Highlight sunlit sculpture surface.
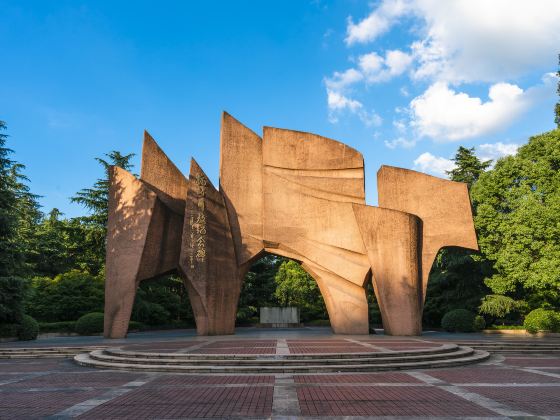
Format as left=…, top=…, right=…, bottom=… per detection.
left=104, top=113, right=478, bottom=338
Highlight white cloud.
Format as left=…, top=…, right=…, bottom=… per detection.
left=413, top=152, right=455, bottom=176
left=358, top=49, right=413, bottom=83
left=385, top=137, right=416, bottom=149
left=324, top=68, right=363, bottom=91
left=478, top=142, right=519, bottom=162
left=327, top=89, right=362, bottom=112
left=410, top=81, right=529, bottom=141
left=347, top=0, right=560, bottom=83
left=345, top=0, right=410, bottom=45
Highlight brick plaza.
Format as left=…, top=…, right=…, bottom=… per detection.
left=1, top=329, right=559, bottom=419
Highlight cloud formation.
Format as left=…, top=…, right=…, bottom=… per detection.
left=328, top=0, right=560, bottom=143
left=413, top=152, right=455, bottom=176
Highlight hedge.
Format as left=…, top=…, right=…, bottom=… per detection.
left=523, top=309, right=560, bottom=334
left=18, top=315, right=39, bottom=340
left=75, top=312, right=104, bottom=335
left=441, top=309, right=475, bottom=332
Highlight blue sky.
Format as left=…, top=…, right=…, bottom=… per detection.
left=1, top=0, right=558, bottom=218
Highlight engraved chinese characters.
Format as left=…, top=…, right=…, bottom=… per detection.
left=190, top=174, right=207, bottom=268
left=104, top=113, right=478, bottom=338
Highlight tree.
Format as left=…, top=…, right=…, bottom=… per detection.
left=274, top=260, right=327, bottom=322
left=237, top=255, right=284, bottom=323
left=471, top=129, right=560, bottom=311
left=0, top=121, right=41, bottom=277
left=446, top=146, right=492, bottom=188
left=70, top=151, right=134, bottom=275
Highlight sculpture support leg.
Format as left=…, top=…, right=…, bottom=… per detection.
left=303, top=262, right=369, bottom=335
left=353, top=204, right=422, bottom=336
left=104, top=279, right=138, bottom=339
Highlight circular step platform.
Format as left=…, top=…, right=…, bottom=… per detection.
left=74, top=342, right=489, bottom=374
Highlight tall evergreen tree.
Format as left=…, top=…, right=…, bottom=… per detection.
left=69, top=151, right=135, bottom=275
left=446, top=146, right=492, bottom=188
left=0, top=121, right=41, bottom=276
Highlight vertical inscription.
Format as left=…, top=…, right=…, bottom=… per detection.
left=189, top=174, right=207, bottom=268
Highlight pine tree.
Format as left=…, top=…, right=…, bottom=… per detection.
left=446, top=146, right=492, bottom=188
left=69, top=151, right=134, bottom=275
left=0, top=121, right=41, bottom=276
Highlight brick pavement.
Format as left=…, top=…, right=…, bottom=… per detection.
left=0, top=335, right=559, bottom=418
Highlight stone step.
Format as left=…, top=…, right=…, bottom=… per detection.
left=0, top=346, right=106, bottom=358
left=91, top=347, right=474, bottom=367
left=105, top=344, right=459, bottom=361
left=454, top=342, right=560, bottom=353
left=74, top=349, right=489, bottom=373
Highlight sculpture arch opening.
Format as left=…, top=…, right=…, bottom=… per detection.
left=103, top=112, right=479, bottom=339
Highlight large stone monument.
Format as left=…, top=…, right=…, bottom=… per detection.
left=104, top=113, right=478, bottom=338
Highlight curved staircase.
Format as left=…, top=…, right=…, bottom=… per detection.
left=74, top=344, right=489, bottom=374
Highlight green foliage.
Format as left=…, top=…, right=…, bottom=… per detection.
left=0, top=276, right=28, bottom=323
left=0, top=323, right=19, bottom=337
left=38, top=321, right=76, bottom=333
left=447, top=146, right=492, bottom=188
left=473, top=315, right=486, bottom=331
left=17, top=314, right=39, bottom=340
left=132, top=300, right=170, bottom=326
left=441, top=309, right=475, bottom=332
left=479, top=294, right=526, bottom=320
left=128, top=321, right=145, bottom=331
left=0, top=121, right=41, bottom=277
left=131, top=276, right=192, bottom=326
left=274, top=260, right=327, bottom=322
left=25, top=271, right=104, bottom=322
left=471, top=130, right=560, bottom=310
left=75, top=312, right=104, bottom=335
left=523, top=308, right=560, bottom=334
left=237, top=255, right=284, bottom=323
left=423, top=250, right=491, bottom=327
left=69, top=151, right=135, bottom=276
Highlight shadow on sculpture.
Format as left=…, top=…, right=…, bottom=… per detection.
left=104, top=113, right=478, bottom=338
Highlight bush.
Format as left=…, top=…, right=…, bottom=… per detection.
left=18, top=315, right=39, bottom=340
left=523, top=309, right=560, bottom=334
left=441, top=309, right=476, bottom=332
left=24, top=271, right=104, bottom=322
left=473, top=315, right=486, bottom=331
left=128, top=321, right=145, bottom=331
left=0, top=276, right=28, bottom=323
left=132, top=300, right=170, bottom=325
left=0, top=323, right=19, bottom=338
left=39, top=321, right=76, bottom=334
left=75, top=312, right=104, bottom=335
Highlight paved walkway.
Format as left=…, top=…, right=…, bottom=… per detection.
left=1, top=329, right=559, bottom=419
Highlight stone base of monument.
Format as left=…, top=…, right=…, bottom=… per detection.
left=74, top=344, right=489, bottom=374
left=258, top=307, right=301, bottom=328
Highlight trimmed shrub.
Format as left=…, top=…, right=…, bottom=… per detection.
left=75, top=312, right=104, bottom=335
left=473, top=315, right=486, bottom=331
left=523, top=309, right=560, bottom=334
left=39, top=321, right=76, bottom=334
left=18, top=315, right=39, bottom=340
left=128, top=321, right=145, bottom=331
left=441, top=309, right=475, bottom=332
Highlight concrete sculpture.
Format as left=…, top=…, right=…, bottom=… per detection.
left=104, top=113, right=478, bottom=338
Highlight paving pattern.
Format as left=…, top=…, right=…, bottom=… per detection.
left=0, top=334, right=559, bottom=418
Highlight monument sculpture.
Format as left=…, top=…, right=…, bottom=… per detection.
left=104, top=113, right=478, bottom=338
